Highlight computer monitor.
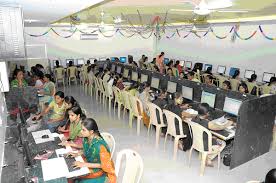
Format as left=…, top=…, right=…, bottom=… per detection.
left=111, top=57, right=116, bottom=62
left=120, top=57, right=127, bottom=63
left=179, top=61, right=185, bottom=67
left=204, top=64, right=213, bottom=71
left=151, top=77, right=160, bottom=89
left=111, top=65, right=116, bottom=72
left=164, top=58, right=170, bottom=65
left=223, top=97, right=242, bottom=116
left=141, top=74, right=148, bottom=83
left=123, top=69, right=129, bottom=78
left=201, top=91, right=216, bottom=108
left=167, top=81, right=177, bottom=93
left=217, top=65, right=226, bottom=74
left=76, top=58, right=85, bottom=65
left=244, top=70, right=255, bottom=79
left=229, top=67, right=239, bottom=77
left=131, top=72, right=138, bottom=81
left=185, top=61, right=192, bottom=69
left=182, top=86, right=193, bottom=100
left=99, top=57, right=107, bottom=61
left=116, top=66, right=122, bottom=74
left=262, top=72, right=275, bottom=83
left=66, top=59, right=74, bottom=65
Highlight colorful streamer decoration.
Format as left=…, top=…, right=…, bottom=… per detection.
left=259, top=26, right=276, bottom=40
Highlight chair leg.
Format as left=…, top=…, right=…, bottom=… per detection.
left=164, top=133, right=168, bottom=151
left=200, top=153, right=207, bottom=176
left=188, top=148, right=193, bottom=167
left=129, top=112, right=133, bottom=128
left=173, top=137, right=179, bottom=160
left=137, top=116, right=141, bottom=136
left=118, top=104, right=121, bottom=119
left=217, top=153, right=221, bottom=170
left=155, top=126, right=161, bottom=148
left=147, top=123, right=151, bottom=137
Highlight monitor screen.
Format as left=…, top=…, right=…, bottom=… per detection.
left=167, top=81, right=177, bottom=93
left=120, top=57, right=127, bottom=63
left=99, top=57, right=106, bottom=61
left=111, top=65, right=116, bottom=72
left=89, top=58, right=95, bottom=64
left=185, top=61, right=192, bottom=69
left=262, top=72, right=275, bottom=83
left=151, top=77, right=160, bottom=89
left=217, top=65, right=226, bottom=74
left=179, top=61, right=185, bottom=67
left=116, top=66, right=122, bottom=74
left=244, top=70, right=255, bottom=79
left=123, top=69, right=129, bottom=78
left=223, top=97, right=242, bottom=116
left=111, top=57, right=116, bottom=62
left=201, top=91, right=216, bottom=108
left=164, top=58, right=170, bottom=65
left=141, top=74, right=148, bottom=83
left=131, top=72, right=138, bottom=81
left=77, top=58, right=85, bottom=65
left=66, top=59, right=74, bottom=65
left=204, top=64, right=212, bottom=71
left=229, top=67, right=239, bottom=77
left=182, top=86, right=193, bottom=100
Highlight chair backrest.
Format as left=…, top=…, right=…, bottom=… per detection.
left=163, top=109, right=184, bottom=137
left=67, top=66, right=77, bottom=78
left=113, top=86, right=122, bottom=103
left=230, top=79, right=240, bottom=91
left=245, top=81, right=257, bottom=94
left=115, top=149, right=143, bottom=183
left=100, top=132, right=116, bottom=158
left=196, top=69, right=201, bottom=81
left=129, top=95, right=143, bottom=117
left=147, top=102, right=166, bottom=127
left=121, top=91, right=131, bottom=110
left=262, top=85, right=272, bottom=94
left=55, top=68, right=64, bottom=79
left=172, top=68, right=179, bottom=77
left=189, top=122, right=212, bottom=153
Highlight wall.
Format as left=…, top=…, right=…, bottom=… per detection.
left=24, top=27, right=154, bottom=67
left=156, top=24, right=276, bottom=81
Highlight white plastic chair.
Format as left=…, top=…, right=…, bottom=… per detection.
left=230, top=79, right=240, bottom=91
left=101, top=132, right=116, bottom=158
left=112, top=86, right=123, bottom=119
left=115, top=149, right=143, bottom=183
left=147, top=102, right=167, bottom=148
left=188, top=122, right=223, bottom=176
left=163, top=109, right=187, bottom=160
left=128, top=95, right=143, bottom=136
left=54, top=67, right=65, bottom=86
left=121, top=90, right=132, bottom=118
left=67, top=66, right=77, bottom=85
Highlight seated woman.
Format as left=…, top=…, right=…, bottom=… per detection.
left=192, top=103, right=233, bottom=166
left=38, top=74, right=56, bottom=106
left=34, top=91, right=66, bottom=132
left=11, top=69, right=28, bottom=88
left=167, top=68, right=174, bottom=77
left=205, top=75, right=215, bottom=87
left=33, top=71, right=44, bottom=90
left=137, top=82, right=152, bottom=127
left=67, top=118, right=116, bottom=183
left=222, top=80, right=232, bottom=90
left=59, top=106, right=85, bottom=147
left=238, top=82, right=249, bottom=94
left=115, top=74, right=124, bottom=90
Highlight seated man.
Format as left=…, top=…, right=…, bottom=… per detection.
left=192, top=103, right=233, bottom=166
left=187, top=71, right=200, bottom=83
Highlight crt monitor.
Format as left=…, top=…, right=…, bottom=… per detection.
left=217, top=65, right=226, bottom=74
left=66, top=59, right=74, bottom=65
left=223, top=97, right=242, bottom=116
left=123, top=69, right=129, bottom=78
left=141, top=74, right=148, bottom=83
left=262, top=72, right=275, bottom=83
left=77, top=58, right=85, bottom=65
left=131, top=72, right=138, bottom=81
left=120, top=57, right=127, bottom=63
left=204, top=64, right=213, bottom=71
left=185, top=61, right=192, bottom=69
left=167, top=81, right=177, bottom=93
left=151, top=77, right=160, bottom=89
left=229, top=67, right=239, bottom=77
left=89, top=58, right=96, bottom=64
left=201, top=91, right=216, bottom=108
left=182, top=86, right=193, bottom=100
left=111, top=57, right=116, bottom=62
left=179, top=61, right=185, bottom=67
left=116, top=66, right=122, bottom=74
left=164, top=58, right=170, bottom=65
left=244, top=70, right=255, bottom=79
left=111, top=65, right=116, bottom=72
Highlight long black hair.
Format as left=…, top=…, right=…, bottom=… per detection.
left=55, top=91, right=65, bottom=98
left=68, top=106, right=86, bottom=121
left=65, top=96, right=79, bottom=107
left=82, top=118, right=101, bottom=137
left=44, top=74, right=55, bottom=83
left=232, top=70, right=240, bottom=79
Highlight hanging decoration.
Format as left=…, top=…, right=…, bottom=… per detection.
left=259, top=25, right=276, bottom=40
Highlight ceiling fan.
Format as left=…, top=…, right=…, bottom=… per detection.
left=171, top=0, right=248, bottom=16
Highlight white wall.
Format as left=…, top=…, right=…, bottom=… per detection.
left=24, top=27, right=154, bottom=66
left=156, top=24, right=276, bottom=81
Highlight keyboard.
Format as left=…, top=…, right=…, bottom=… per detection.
left=215, top=130, right=231, bottom=137
left=65, top=156, right=80, bottom=172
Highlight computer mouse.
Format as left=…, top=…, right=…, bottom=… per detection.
left=42, top=135, right=49, bottom=139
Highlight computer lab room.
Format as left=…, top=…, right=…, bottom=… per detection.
left=0, top=0, right=276, bottom=183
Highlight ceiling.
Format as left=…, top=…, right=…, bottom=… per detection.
left=52, top=0, right=276, bottom=26
left=0, top=0, right=104, bottom=27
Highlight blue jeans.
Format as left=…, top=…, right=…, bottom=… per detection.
left=47, top=120, right=66, bottom=133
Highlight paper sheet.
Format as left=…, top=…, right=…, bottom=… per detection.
left=41, top=158, right=69, bottom=181
left=32, top=129, right=54, bottom=144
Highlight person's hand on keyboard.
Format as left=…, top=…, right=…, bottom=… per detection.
left=73, top=161, right=86, bottom=168
left=59, top=141, right=70, bottom=147
left=66, top=152, right=80, bottom=158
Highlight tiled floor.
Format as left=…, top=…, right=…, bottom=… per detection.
left=60, top=85, right=276, bottom=183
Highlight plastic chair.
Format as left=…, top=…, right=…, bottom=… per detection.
left=147, top=102, right=167, bottom=148
left=245, top=81, right=259, bottom=96
left=115, top=149, right=143, bottom=183
left=121, top=90, right=132, bottom=118
left=163, top=109, right=187, bottom=160
left=103, top=80, right=114, bottom=111
left=128, top=95, right=144, bottom=136
left=113, top=86, right=123, bottom=119
left=262, top=85, right=272, bottom=94
left=100, top=132, right=116, bottom=158
left=230, top=79, right=240, bottom=91
left=188, top=122, right=222, bottom=176
left=172, top=68, right=179, bottom=77
left=54, top=67, right=65, bottom=86
left=67, top=66, right=77, bottom=85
